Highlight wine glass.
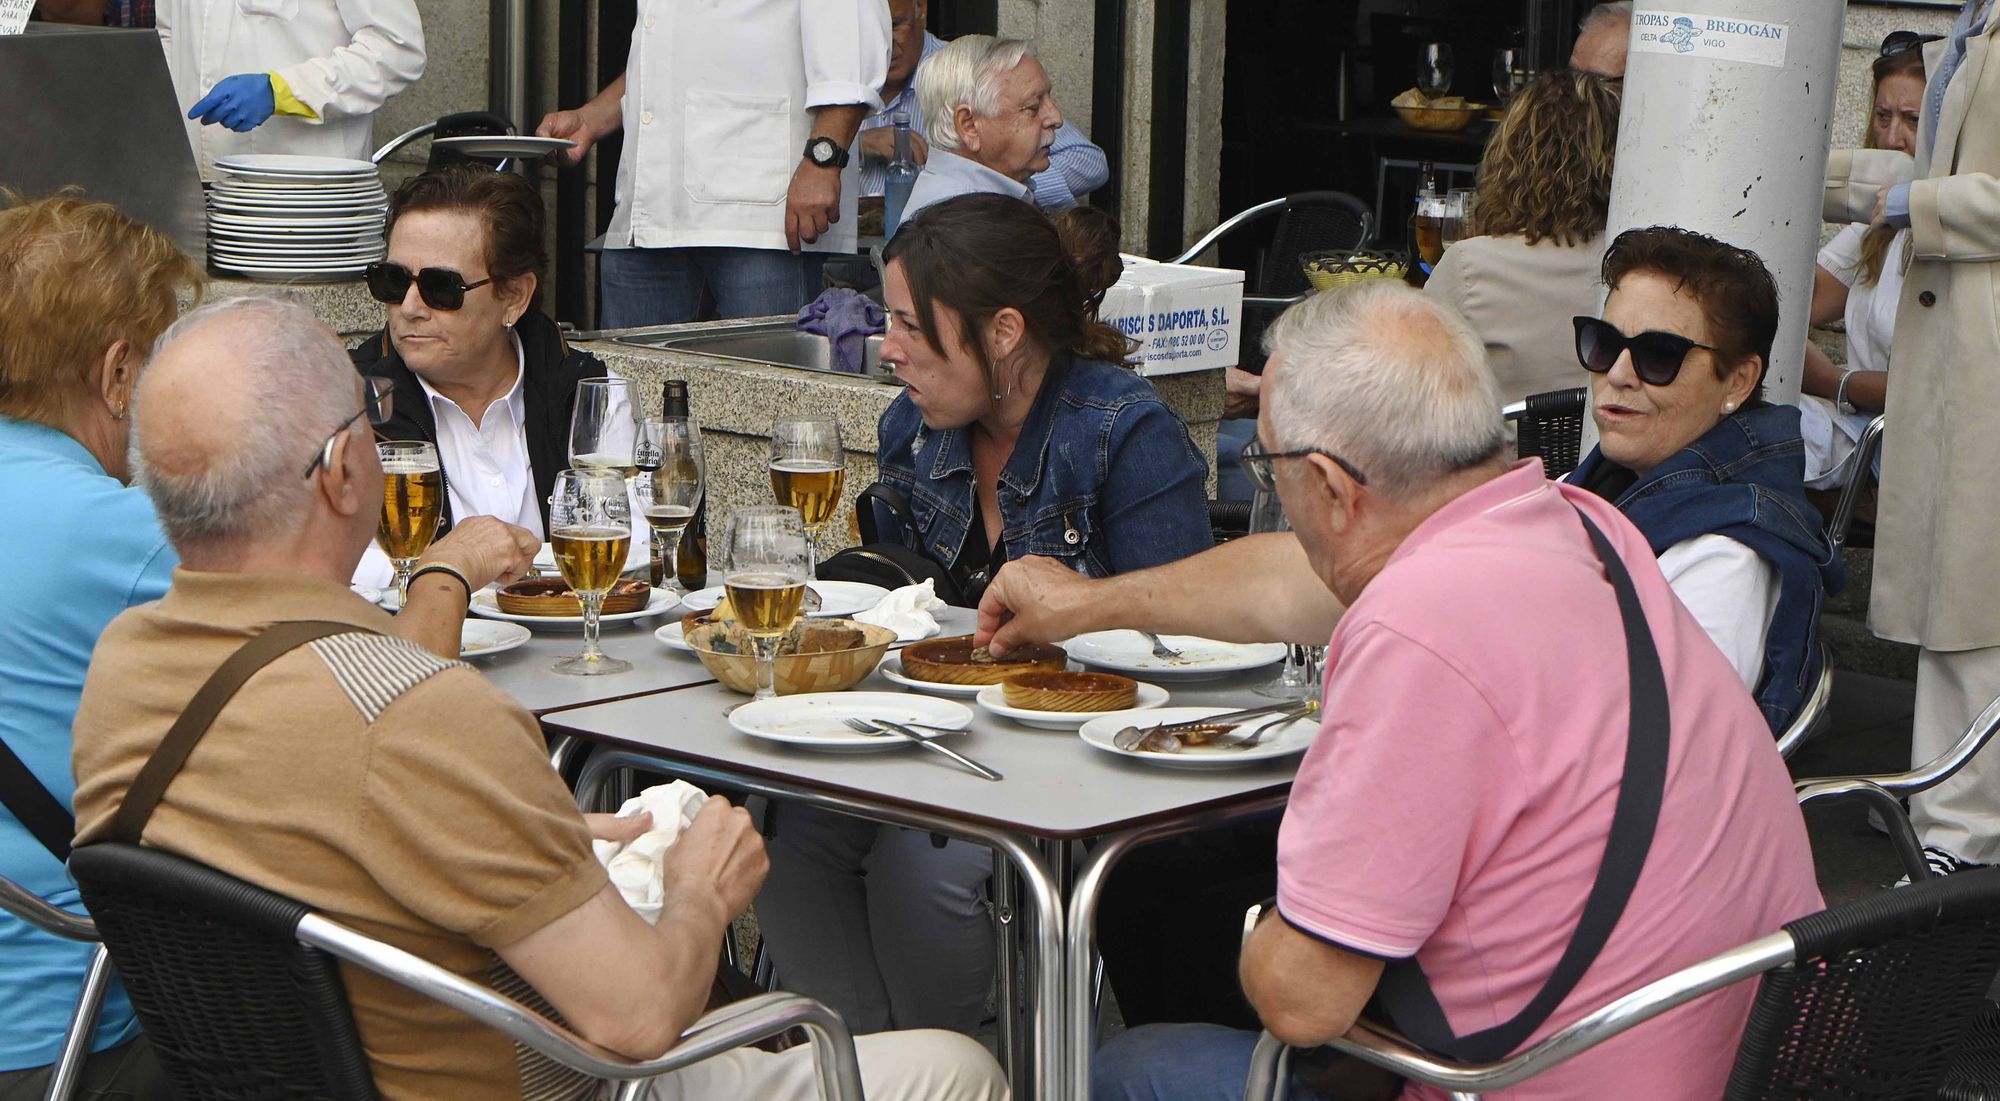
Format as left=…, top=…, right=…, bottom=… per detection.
left=1492, top=47, right=1527, bottom=102
left=550, top=468, right=635, bottom=676
left=1418, top=42, right=1454, bottom=99
left=635, top=415, right=705, bottom=599
left=568, top=377, right=640, bottom=478
left=769, top=414, right=846, bottom=576
left=723, top=506, right=812, bottom=701
left=375, top=441, right=442, bottom=608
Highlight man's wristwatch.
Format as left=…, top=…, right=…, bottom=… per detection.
left=804, top=136, right=850, bottom=169
left=1836, top=367, right=1860, bottom=415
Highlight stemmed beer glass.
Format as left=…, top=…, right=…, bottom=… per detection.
left=550, top=468, right=634, bottom=676
left=723, top=507, right=812, bottom=701
left=1418, top=42, right=1454, bottom=98
left=635, top=415, right=705, bottom=599
left=376, top=441, right=442, bottom=607
left=769, top=414, right=845, bottom=575
left=568, top=377, right=640, bottom=477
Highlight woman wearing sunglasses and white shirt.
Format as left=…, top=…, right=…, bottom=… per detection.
left=1567, top=226, right=1841, bottom=734
left=351, top=166, right=620, bottom=587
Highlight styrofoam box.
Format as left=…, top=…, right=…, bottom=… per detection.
left=1098, top=260, right=1246, bottom=377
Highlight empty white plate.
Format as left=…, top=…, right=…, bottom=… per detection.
left=460, top=619, right=531, bottom=659
left=1064, top=632, right=1288, bottom=680
left=681, top=580, right=891, bottom=619
left=432, top=135, right=578, bottom=158
left=729, top=692, right=974, bottom=752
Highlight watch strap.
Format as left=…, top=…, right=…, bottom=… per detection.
left=804, top=136, right=850, bottom=169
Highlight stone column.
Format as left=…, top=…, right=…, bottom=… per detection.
left=999, top=0, right=1097, bottom=138
left=1111, top=0, right=1227, bottom=257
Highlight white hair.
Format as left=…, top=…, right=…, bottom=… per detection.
left=915, top=35, right=1037, bottom=155
left=1262, top=282, right=1504, bottom=498
left=131, top=296, right=359, bottom=552
left=1579, top=1, right=1633, bottom=32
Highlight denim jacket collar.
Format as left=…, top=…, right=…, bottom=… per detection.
left=921, top=354, right=1075, bottom=500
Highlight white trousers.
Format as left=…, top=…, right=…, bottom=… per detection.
left=1908, top=645, right=2000, bottom=864
left=636, top=1028, right=1008, bottom=1101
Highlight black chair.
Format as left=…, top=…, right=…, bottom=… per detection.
left=1940, top=1002, right=2000, bottom=1101
left=1242, top=868, right=2000, bottom=1100
left=70, top=843, right=865, bottom=1101
left=0, top=873, right=112, bottom=1101
left=1170, top=191, right=1373, bottom=376
left=1502, top=387, right=1588, bottom=480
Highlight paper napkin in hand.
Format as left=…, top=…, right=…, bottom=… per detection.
left=853, top=579, right=947, bottom=641
left=592, top=780, right=710, bottom=923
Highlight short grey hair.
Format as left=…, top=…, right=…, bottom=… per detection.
left=1579, top=1, right=1633, bottom=32
left=915, top=35, right=1037, bottom=155
left=1262, top=282, right=1504, bottom=498
left=131, top=296, right=359, bottom=551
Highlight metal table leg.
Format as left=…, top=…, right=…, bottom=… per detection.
left=569, top=747, right=1069, bottom=1100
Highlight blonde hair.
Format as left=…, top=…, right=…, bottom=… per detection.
left=0, top=192, right=202, bottom=427
left=1853, top=48, right=1927, bottom=287
left=1469, top=71, right=1622, bottom=247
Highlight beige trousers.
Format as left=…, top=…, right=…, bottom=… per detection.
left=636, top=1028, right=1009, bottom=1101
left=1908, top=645, right=2000, bottom=865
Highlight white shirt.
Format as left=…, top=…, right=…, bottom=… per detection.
left=158, top=0, right=425, bottom=179
left=1800, top=223, right=1905, bottom=487
left=606, top=0, right=889, bottom=254
left=1657, top=534, right=1780, bottom=690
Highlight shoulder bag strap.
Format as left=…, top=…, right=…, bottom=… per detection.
left=1373, top=505, right=1671, bottom=1063
left=108, top=620, right=371, bottom=845
left=0, top=735, right=77, bottom=862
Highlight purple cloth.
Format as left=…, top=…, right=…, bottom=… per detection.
left=797, top=288, right=886, bottom=374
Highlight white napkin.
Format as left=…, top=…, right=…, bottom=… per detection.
left=854, top=580, right=947, bottom=641
left=592, top=780, right=710, bottom=924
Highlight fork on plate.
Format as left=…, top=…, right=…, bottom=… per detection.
left=1140, top=631, right=1185, bottom=661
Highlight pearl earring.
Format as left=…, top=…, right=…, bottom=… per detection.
left=1722, top=402, right=1736, bottom=413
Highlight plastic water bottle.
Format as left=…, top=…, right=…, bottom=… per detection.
left=884, top=112, right=920, bottom=238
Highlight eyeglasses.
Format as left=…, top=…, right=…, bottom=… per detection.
left=1572, top=315, right=1717, bottom=387
left=302, top=377, right=396, bottom=479
left=1239, top=440, right=1370, bottom=492
left=1880, top=31, right=1943, bottom=57
left=364, top=262, right=495, bottom=311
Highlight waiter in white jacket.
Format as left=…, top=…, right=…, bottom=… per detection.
left=159, top=0, right=425, bottom=179
left=537, top=0, right=890, bottom=327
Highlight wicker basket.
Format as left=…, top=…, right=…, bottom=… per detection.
left=1301, top=250, right=1411, bottom=292
left=1393, top=103, right=1485, bottom=131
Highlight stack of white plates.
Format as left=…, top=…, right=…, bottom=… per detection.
left=207, top=154, right=388, bottom=282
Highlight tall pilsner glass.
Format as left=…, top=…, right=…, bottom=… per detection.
left=569, top=377, right=641, bottom=477
left=376, top=441, right=442, bottom=607
left=550, top=468, right=635, bottom=676
left=723, top=506, right=811, bottom=701
left=635, top=415, right=705, bottom=599
left=770, top=414, right=845, bottom=576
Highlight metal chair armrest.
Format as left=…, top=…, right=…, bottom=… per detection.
left=44, top=945, right=113, bottom=1101
left=1171, top=197, right=1291, bottom=265
left=1775, top=643, right=1835, bottom=759
left=1796, top=691, right=2000, bottom=801
left=0, top=876, right=97, bottom=941
left=1793, top=777, right=1930, bottom=881
left=1242, top=293, right=1313, bottom=310
left=370, top=121, right=438, bottom=166
left=297, top=915, right=866, bottom=1098
left=1292, top=932, right=1794, bottom=1094
left=1826, top=415, right=1885, bottom=549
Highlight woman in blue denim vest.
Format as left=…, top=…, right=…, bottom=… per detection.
left=753, top=193, right=1212, bottom=1037
left=1569, top=226, right=1843, bottom=734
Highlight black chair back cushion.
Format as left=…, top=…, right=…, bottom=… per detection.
left=1515, top=387, right=1588, bottom=480
left=1725, top=868, right=2000, bottom=1100
left=1241, top=191, right=1371, bottom=376
left=70, top=843, right=379, bottom=1101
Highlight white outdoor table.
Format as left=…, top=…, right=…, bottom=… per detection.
left=538, top=611, right=1303, bottom=1101
left=465, top=611, right=709, bottom=716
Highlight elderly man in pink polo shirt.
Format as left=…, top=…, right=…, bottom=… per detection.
left=976, top=282, right=1821, bottom=1101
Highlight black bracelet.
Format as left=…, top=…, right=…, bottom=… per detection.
left=407, top=563, right=472, bottom=602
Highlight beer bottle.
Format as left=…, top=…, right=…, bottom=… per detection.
left=662, top=380, right=708, bottom=589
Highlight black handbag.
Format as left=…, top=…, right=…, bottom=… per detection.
left=817, top=482, right=974, bottom=607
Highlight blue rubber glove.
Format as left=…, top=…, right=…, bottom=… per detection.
left=188, top=74, right=276, bottom=133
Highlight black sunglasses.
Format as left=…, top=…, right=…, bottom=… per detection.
left=365, top=262, right=495, bottom=311
left=1572, top=315, right=1717, bottom=387
left=1880, top=31, right=1943, bottom=58
left=1239, top=440, right=1370, bottom=492
left=302, top=377, right=396, bottom=479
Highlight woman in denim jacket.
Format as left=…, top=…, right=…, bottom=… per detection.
left=1569, top=226, right=1842, bottom=734
left=753, top=194, right=1212, bottom=1037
